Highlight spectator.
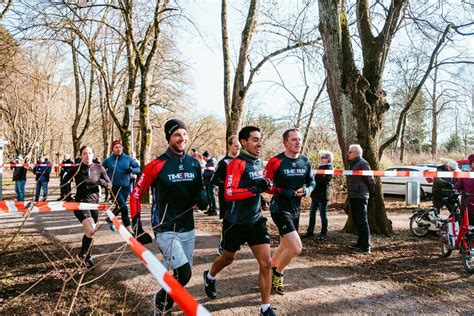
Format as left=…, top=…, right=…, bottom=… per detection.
left=431, top=160, right=459, bottom=216
left=129, top=151, right=140, bottom=192
left=58, top=154, right=74, bottom=201
left=33, top=156, right=52, bottom=202
left=12, top=156, right=27, bottom=202
left=303, top=150, right=334, bottom=240
left=345, top=144, right=375, bottom=254
left=202, top=151, right=218, bottom=216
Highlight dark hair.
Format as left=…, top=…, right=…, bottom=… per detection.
left=282, top=128, right=300, bottom=140
left=227, top=135, right=238, bottom=146
left=79, top=145, right=93, bottom=155
left=238, top=126, right=260, bottom=141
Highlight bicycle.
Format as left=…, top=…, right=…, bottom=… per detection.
left=438, top=190, right=474, bottom=274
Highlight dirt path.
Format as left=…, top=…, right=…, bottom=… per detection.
left=1, top=173, right=473, bottom=314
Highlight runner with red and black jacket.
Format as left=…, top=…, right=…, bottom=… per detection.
left=264, top=128, right=315, bottom=295
left=203, top=126, right=277, bottom=316
left=129, top=119, right=207, bottom=315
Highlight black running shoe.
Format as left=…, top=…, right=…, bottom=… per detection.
left=82, top=255, right=94, bottom=269
left=260, top=306, right=276, bottom=316
left=203, top=270, right=217, bottom=299
left=105, top=217, right=116, bottom=232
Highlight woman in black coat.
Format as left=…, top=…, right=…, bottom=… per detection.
left=303, top=151, right=334, bottom=240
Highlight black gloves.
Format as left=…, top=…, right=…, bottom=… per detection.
left=132, top=216, right=153, bottom=245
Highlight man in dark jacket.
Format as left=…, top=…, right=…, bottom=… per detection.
left=202, top=151, right=217, bottom=216
left=102, top=140, right=140, bottom=233
left=58, top=154, right=75, bottom=201
left=12, top=156, right=27, bottom=201
left=33, top=156, right=52, bottom=202
left=346, top=144, right=375, bottom=254
left=431, top=160, right=458, bottom=215
left=304, top=150, right=334, bottom=240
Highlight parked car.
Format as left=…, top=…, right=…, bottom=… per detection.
left=381, top=166, right=436, bottom=199
left=416, top=163, right=443, bottom=170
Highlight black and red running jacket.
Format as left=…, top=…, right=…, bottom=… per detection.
left=224, top=151, right=265, bottom=224
left=130, top=148, right=207, bottom=233
left=264, top=152, right=315, bottom=215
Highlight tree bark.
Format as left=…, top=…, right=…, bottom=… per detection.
left=318, top=0, right=406, bottom=235
left=221, top=0, right=232, bottom=140
left=431, top=66, right=438, bottom=157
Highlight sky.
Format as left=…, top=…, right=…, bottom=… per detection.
left=174, top=0, right=326, bottom=120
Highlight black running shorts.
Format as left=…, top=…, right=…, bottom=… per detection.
left=74, top=209, right=99, bottom=224
left=271, top=210, right=300, bottom=236
left=222, top=217, right=270, bottom=253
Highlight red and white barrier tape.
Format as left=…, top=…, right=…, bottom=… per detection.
left=2, top=163, right=472, bottom=178
left=106, top=210, right=210, bottom=316
left=0, top=201, right=110, bottom=213
left=312, top=169, right=474, bottom=178
left=1, top=163, right=78, bottom=167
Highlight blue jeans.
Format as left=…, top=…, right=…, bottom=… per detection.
left=307, top=199, right=328, bottom=235
left=15, top=179, right=26, bottom=201
left=349, top=198, right=371, bottom=250
left=35, top=181, right=48, bottom=201
left=111, top=185, right=131, bottom=227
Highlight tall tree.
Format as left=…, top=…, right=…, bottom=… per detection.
left=221, top=0, right=320, bottom=139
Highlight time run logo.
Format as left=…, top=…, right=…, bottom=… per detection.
left=283, top=168, right=306, bottom=176
left=167, top=172, right=195, bottom=182
left=248, top=170, right=263, bottom=179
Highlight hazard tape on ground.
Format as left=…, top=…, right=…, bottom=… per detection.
left=313, top=169, right=474, bottom=178
left=0, top=201, right=110, bottom=213
left=106, top=210, right=210, bottom=316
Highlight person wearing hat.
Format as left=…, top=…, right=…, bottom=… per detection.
left=102, top=139, right=140, bottom=233
left=202, top=150, right=218, bottom=216
left=58, top=154, right=75, bottom=201
left=33, top=156, right=52, bottom=202
left=129, top=118, right=207, bottom=315
left=12, top=156, right=27, bottom=201
left=431, top=160, right=459, bottom=216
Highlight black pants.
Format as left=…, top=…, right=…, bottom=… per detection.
left=205, top=185, right=216, bottom=212
left=349, top=198, right=370, bottom=250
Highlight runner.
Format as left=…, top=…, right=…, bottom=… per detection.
left=62, top=145, right=112, bottom=269
left=264, top=128, right=315, bottom=295
left=210, top=135, right=241, bottom=255
left=203, top=126, right=276, bottom=316
left=129, top=118, right=207, bottom=315
left=102, top=140, right=140, bottom=233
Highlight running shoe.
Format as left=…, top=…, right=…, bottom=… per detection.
left=272, top=271, right=284, bottom=295
left=153, top=292, right=173, bottom=316
left=203, top=270, right=217, bottom=299
left=105, top=217, right=116, bottom=232
left=260, top=306, right=276, bottom=316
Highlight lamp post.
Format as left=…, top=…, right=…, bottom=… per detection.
left=127, top=105, right=135, bottom=154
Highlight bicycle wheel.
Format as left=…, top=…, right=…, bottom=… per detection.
left=461, top=235, right=474, bottom=274
left=409, top=213, right=430, bottom=237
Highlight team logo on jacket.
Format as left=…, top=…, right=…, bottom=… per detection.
left=178, top=164, right=184, bottom=170
left=283, top=168, right=306, bottom=176
left=167, top=172, right=195, bottom=182
left=248, top=170, right=263, bottom=179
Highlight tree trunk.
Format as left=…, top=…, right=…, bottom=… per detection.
left=319, top=0, right=401, bottom=236
left=399, top=116, right=406, bottom=163
left=431, top=66, right=438, bottom=157
left=221, top=0, right=232, bottom=140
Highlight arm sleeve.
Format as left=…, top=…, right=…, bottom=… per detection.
left=130, top=158, right=140, bottom=174
left=362, top=161, right=376, bottom=193
left=264, top=157, right=284, bottom=196
left=454, top=179, right=464, bottom=191
left=224, top=159, right=256, bottom=201
left=61, top=166, right=78, bottom=186
left=305, top=162, right=316, bottom=195
left=97, top=166, right=112, bottom=188
left=129, top=160, right=166, bottom=220
left=211, top=159, right=227, bottom=187
left=194, top=163, right=208, bottom=210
